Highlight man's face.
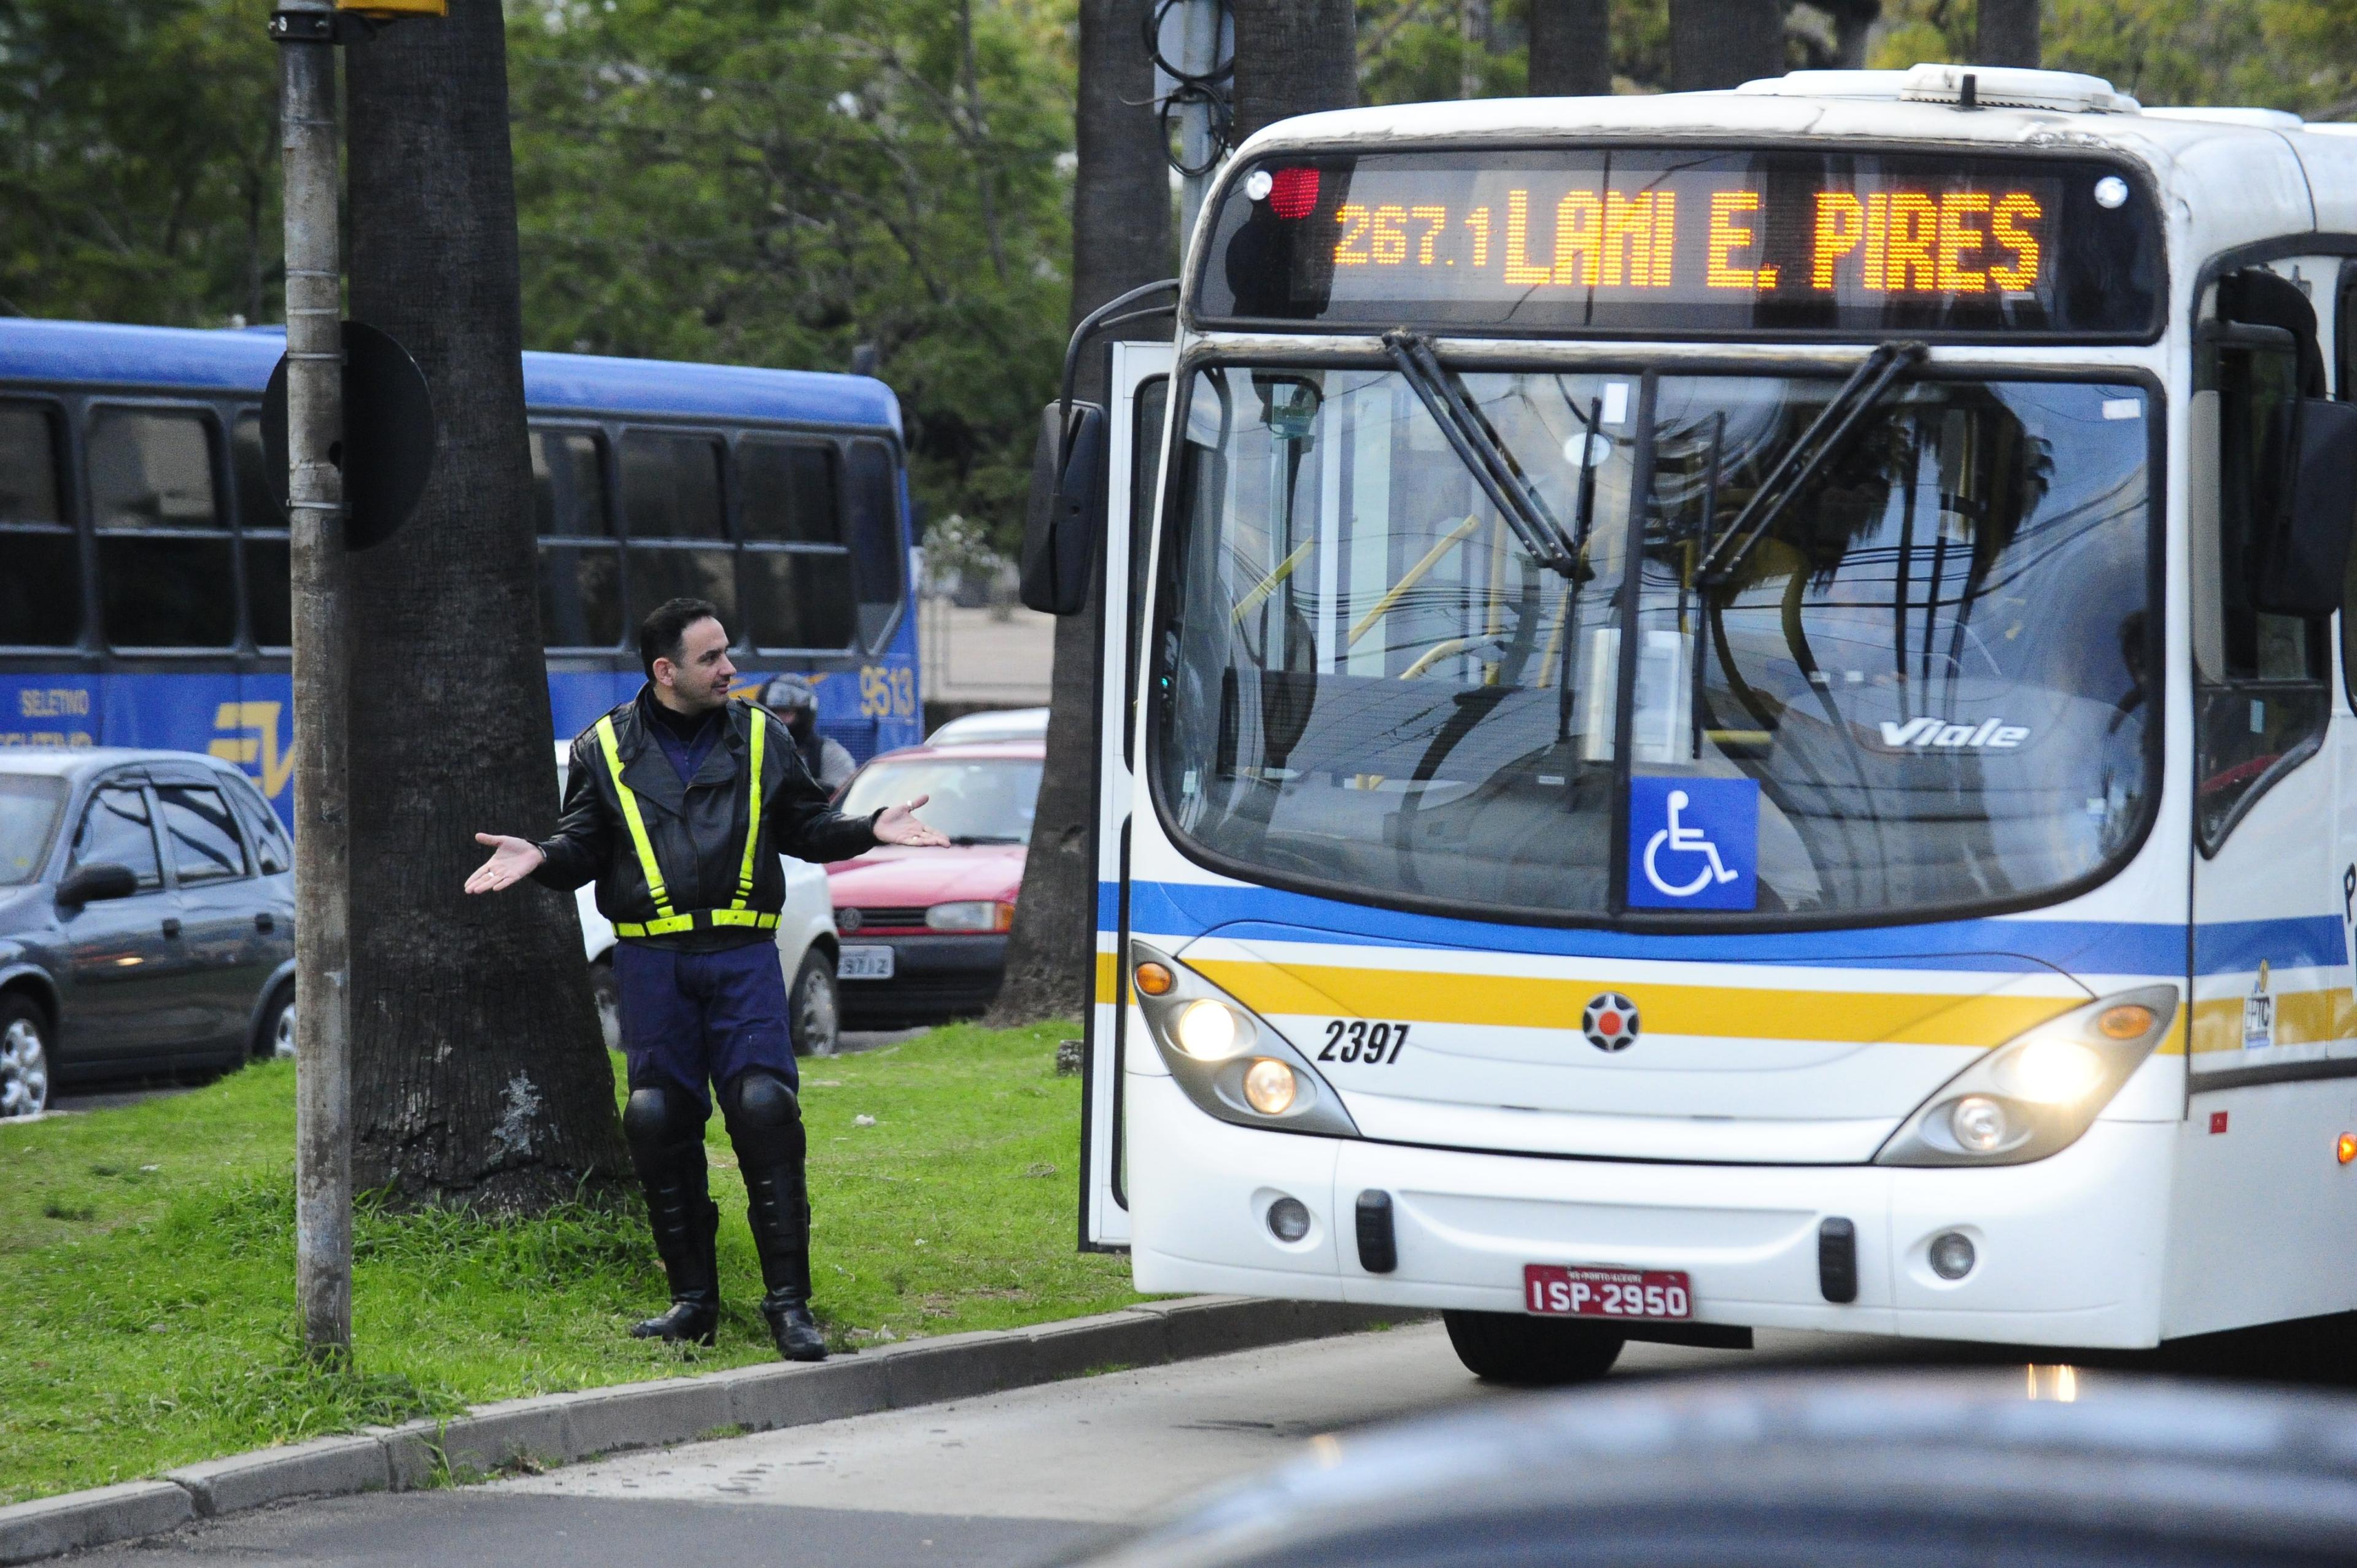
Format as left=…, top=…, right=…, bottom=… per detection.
left=654, top=617, right=735, bottom=711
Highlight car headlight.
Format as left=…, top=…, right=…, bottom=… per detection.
left=927, top=900, right=1014, bottom=932
left=1128, top=939, right=1358, bottom=1137
left=1875, top=985, right=2178, bottom=1167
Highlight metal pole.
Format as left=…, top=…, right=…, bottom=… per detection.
left=1175, top=0, right=1220, bottom=259
left=274, top=0, right=352, bottom=1359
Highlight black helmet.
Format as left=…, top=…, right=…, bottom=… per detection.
left=761, top=674, right=819, bottom=716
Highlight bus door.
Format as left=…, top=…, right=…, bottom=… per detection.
left=1082, top=339, right=1173, bottom=1250
left=2181, top=265, right=2357, bottom=1328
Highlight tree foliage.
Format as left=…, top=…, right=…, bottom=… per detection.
left=505, top=0, right=1076, bottom=547
left=0, top=0, right=280, bottom=324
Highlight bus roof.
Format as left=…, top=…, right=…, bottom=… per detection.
left=0, top=317, right=903, bottom=435
left=1231, top=66, right=2357, bottom=239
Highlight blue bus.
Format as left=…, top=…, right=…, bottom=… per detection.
left=0, top=319, right=922, bottom=822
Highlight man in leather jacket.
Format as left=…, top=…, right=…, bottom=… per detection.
left=466, top=597, right=945, bottom=1360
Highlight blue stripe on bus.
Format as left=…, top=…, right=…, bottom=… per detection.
left=1099, top=878, right=2337, bottom=979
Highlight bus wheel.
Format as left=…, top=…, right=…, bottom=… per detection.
left=1442, top=1309, right=1624, bottom=1386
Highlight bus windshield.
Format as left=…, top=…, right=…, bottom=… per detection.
left=1152, top=364, right=2154, bottom=924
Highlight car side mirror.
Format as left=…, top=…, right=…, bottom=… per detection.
left=2253, top=396, right=2357, bottom=618
left=57, top=862, right=139, bottom=906
left=1020, top=400, right=1107, bottom=616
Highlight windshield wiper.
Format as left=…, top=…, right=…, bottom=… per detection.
left=1382, top=330, right=1579, bottom=576
left=950, top=833, right=1024, bottom=846
left=1694, top=340, right=1927, bottom=587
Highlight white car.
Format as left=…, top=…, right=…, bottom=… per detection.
left=556, top=743, right=840, bottom=1056
left=924, top=706, right=1049, bottom=746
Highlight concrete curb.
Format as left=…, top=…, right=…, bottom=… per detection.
left=0, top=1296, right=1418, bottom=1564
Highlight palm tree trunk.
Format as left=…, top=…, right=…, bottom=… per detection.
left=1231, top=0, right=1358, bottom=144
left=343, top=0, right=627, bottom=1210
left=991, top=0, right=1173, bottom=1025
left=1670, top=0, right=1785, bottom=91
left=1529, top=0, right=1611, bottom=95
left=1976, top=0, right=2040, bottom=68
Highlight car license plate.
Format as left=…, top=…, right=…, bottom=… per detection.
left=1523, top=1264, right=1692, bottom=1321
left=837, top=945, right=896, bottom=980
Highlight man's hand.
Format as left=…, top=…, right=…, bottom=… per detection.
left=873, top=795, right=950, bottom=848
left=466, top=833, right=547, bottom=894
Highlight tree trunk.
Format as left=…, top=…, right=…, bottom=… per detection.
left=1231, top=0, right=1358, bottom=144
left=1528, top=0, right=1612, bottom=96
left=1669, top=0, right=1785, bottom=91
left=989, top=0, right=1173, bottom=1025
left=343, top=0, right=627, bottom=1209
left=1976, top=0, right=2040, bottom=68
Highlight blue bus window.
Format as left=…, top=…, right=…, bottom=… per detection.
left=533, top=428, right=621, bottom=649
left=621, top=429, right=734, bottom=627
left=234, top=410, right=291, bottom=649
left=738, top=439, right=839, bottom=544
left=743, top=550, right=854, bottom=651
left=844, top=440, right=904, bottom=651
left=0, top=401, right=80, bottom=648
left=89, top=407, right=234, bottom=649
left=621, top=430, right=724, bottom=541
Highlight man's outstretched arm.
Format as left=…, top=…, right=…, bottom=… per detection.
left=467, top=737, right=610, bottom=894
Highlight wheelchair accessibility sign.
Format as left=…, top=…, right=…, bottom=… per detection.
left=1627, top=775, right=1758, bottom=911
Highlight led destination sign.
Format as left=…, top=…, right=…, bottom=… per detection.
left=1201, top=149, right=2161, bottom=338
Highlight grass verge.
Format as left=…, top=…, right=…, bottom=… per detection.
left=0, top=1019, right=1140, bottom=1506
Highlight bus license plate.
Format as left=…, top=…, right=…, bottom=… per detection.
left=1523, top=1264, right=1692, bottom=1321
left=837, top=946, right=896, bottom=980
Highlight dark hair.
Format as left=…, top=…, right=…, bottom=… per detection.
left=638, top=597, right=722, bottom=678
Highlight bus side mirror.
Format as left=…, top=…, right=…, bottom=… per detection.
left=2254, top=397, right=2357, bottom=618
left=1020, top=400, right=1107, bottom=616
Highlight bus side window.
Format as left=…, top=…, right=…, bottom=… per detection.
left=2339, top=259, right=2357, bottom=712
left=0, top=401, right=81, bottom=649
left=88, top=407, right=234, bottom=649
left=619, top=429, right=733, bottom=628
left=233, top=410, right=290, bottom=649
left=843, top=441, right=904, bottom=653
left=738, top=437, right=854, bottom=651
left=532, top=427, right=621, bottom=650
left=2195, top=317, right=2329, bottom=849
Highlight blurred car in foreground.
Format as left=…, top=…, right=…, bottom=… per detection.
left=823, top=740, right=1043, bottom=1028
left=555, top=741, right=840, bottom=1056
left=0, top=747, right=296, bottom=1117
left=924, top=706, right=1048, bottom=747
left=1080, top=1369, right=2357, bottom=1567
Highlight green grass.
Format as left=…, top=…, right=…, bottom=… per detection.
left=0, top=1020, right=1142, bottom=1505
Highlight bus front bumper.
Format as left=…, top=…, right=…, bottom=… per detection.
left=1124, top=1072, right=2173, bottom=1350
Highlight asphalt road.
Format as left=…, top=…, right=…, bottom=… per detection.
left=74, top=1321, right=2019, bottom=1568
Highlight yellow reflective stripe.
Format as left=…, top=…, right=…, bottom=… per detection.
left=617, top=911, right=777, bottom=938
left=732, top=709, right=765, bottom=911
left=595, top=715, right=673, bottom=918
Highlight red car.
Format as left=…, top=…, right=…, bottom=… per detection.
left=825, top=740, right=1043, bottom=1028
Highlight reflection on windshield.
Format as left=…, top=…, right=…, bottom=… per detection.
left=838, top=758, right=1043, bottom=846
left=1154, top=366, right=2153, bottom=922
left=0, top=774, right=65, bottom=886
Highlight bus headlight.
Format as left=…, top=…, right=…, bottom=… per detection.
left=1175, top=998, right=1249, bottom=1060
left=1128, top=940, right=1360, bottom=1138
left=1875, top=986, right=2178, bottom=1168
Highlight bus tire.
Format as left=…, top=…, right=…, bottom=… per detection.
left=1442, top=1309, right=1624, bottom=1386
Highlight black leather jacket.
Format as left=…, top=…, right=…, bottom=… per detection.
left=533, top=689, right=877, bottom=951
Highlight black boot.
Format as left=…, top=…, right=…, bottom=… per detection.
left=623, top=1084, right=720, bottom=1347
left=723, top=1070, right=828, bottom=1362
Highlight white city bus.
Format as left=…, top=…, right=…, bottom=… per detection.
left=1045, top=64, right=2357, bottom=1382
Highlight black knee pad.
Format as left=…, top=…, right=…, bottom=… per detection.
left=721, top=1069, right=804, bottom=1165
left=623, top=1084, right=707, bottom=1160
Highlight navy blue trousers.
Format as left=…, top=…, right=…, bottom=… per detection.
left=613, top=940, right=798, bottom=1111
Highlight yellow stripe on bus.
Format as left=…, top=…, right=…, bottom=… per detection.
left=2189, top=989, right=2357, bottom=1054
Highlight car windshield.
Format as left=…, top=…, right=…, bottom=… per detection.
left=838, top=757, right=1043, bottom=845
left=0, top=774, right=66, bottom=886
left=1153, top=365, right=2154, bottom=923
